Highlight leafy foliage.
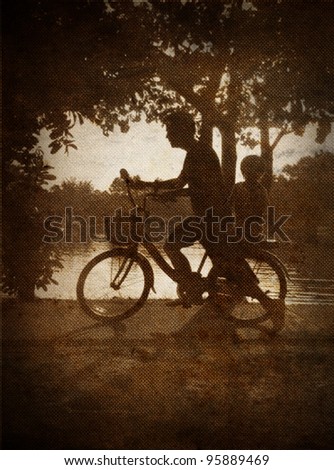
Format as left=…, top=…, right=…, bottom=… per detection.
left=4, top=1, right=333, bottom=155
left=270, top=152, right=334, bottom=242
left=2, top=151, right=63, bottom=299
left=282, top=151, right=334, bottom=213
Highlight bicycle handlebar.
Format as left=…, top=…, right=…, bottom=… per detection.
left=119, top=169, right=178, bottom=213
left=120, top=169, right=137, bottom=208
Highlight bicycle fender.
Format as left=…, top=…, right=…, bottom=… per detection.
left=136, top=252, right=155, bottom=293
left=264, top=250, right=290, bottom=281
left=106, top=247, right=155, bottom=292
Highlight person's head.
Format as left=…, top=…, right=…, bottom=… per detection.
left=240, top=155, right=266, bottom=182
left=163, top=111, right=196, bottom=150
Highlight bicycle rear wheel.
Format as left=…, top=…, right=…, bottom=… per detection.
left=209, top=250, right=287, bottom=327
left=77, top=248, right=153, bottom=323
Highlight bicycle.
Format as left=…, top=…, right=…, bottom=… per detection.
left=77, top=170, right=288, bottom=327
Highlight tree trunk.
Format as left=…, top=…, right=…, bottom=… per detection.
left=260, top=120, right=273, bottom=192
left=219, top=61, right=241, bottom=196
left=199, top=113, right=213, bottom=147
left=220, top=121, right=237, bottom=196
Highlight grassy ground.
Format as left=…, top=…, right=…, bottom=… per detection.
left=2, top=298, right=334, bottom=449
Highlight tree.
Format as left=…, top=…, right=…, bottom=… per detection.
left=2, top=153, right=62, bottom=299
left=4, top=1, right=333, bottom=174
left=138, top=0, right=334, bottom=190
left=3, top=0, right=334, bottom=296
left=270, top=151, right=334, bottom=243
left=4, top=1, right=333, bottom=178
left=282, top=151, right=334, bottom=213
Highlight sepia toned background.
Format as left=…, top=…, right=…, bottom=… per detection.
left=2, top=0, right=334, bottom=449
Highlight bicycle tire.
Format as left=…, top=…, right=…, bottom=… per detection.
left=77, top=248, right=153, bottom=323
left=209, top=249, right=287, bottom=327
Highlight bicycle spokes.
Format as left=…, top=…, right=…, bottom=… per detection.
left=109, top=257, right=134, bottom=290
left=77, top=250, right=150, bottom=321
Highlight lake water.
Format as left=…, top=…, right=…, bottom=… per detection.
left=36, top=242, right=334, bottom=305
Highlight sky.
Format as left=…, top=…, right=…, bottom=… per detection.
left=39, top=119, right=334, bottom=191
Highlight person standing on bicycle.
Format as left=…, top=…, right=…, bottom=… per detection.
left=129, top=110, right=230, bottom=305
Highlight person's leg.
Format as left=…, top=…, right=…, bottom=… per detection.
left=234, top=244, right=286, bottom=332
left=242, top=278, right=285, bottom=330
left=164, top=223, right=193, bottom=284
left=164, top=223, right=204, bottom=306
left=209, top=242, right=285, bottom=331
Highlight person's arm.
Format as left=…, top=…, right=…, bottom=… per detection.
left=129, top=177, right=180, bottom=191
left=154, top=177, right=181, bottom=190
left=130, top=168, right=187, bottom=192
left=156, top=187, right=189, bottom=202
left=155, top=169, right=188, bottom=190
left=128, top=179, right=153, bottom=190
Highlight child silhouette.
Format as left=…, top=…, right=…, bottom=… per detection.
left=231, top=155, right=269, bottom=242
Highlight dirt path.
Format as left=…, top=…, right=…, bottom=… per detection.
left=2, top=299, right=334, bottom=449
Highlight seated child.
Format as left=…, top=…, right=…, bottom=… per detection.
left=230, top=154, right=269, bottom=242
left=216, top=155, right=285, bottom=333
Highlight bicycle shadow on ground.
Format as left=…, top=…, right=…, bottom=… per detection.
left=54, top=300, right=277, bottom=363
left=3, top=300, right=333, bottom=450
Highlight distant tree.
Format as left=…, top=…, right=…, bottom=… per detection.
left=108, top=175, right=142, bottom=195
left=282, top=151, right=334, bottom=213
left=2, top=152, right=62, bottom=299
left=270, top=151, right=334, bottom=242
left=50, top=178, right=95, bottom=213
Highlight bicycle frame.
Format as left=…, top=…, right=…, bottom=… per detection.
left=120, top=176, right=288, bottom=291
left=121, top=179, right=208, bottom=285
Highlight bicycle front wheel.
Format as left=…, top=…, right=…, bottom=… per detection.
left=77, top=248, right=153, bottom=323
left=210, top=250, right=287, bottom=327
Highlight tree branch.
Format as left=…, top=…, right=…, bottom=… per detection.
left=270, top=127, right=292, bottom=150
left=156, top=56, right=229, bottom=127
